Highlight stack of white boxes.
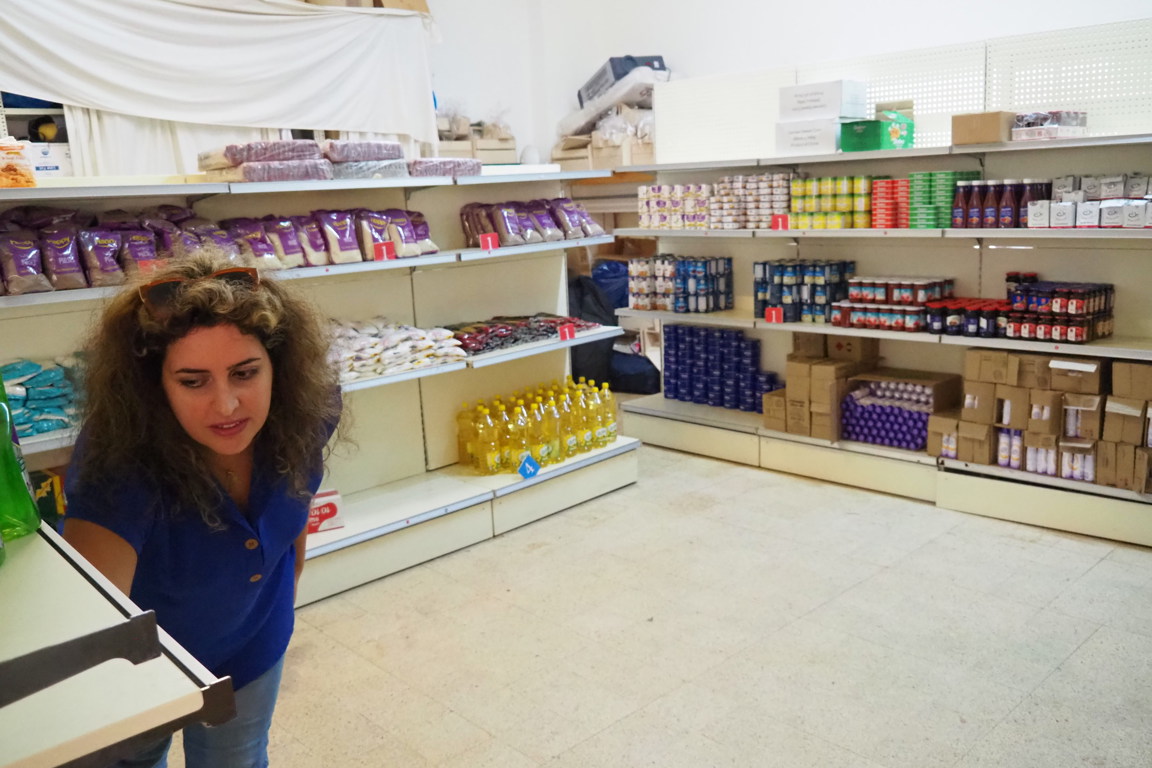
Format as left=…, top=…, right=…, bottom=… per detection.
left=1028, top=173, right=1152, bottom=229
left=638, top=184, right=712, bottom=230
left=775, top=80, right=869, bottom=157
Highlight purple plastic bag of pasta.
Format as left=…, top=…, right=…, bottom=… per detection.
left=548, top=198, right=584, bottom=239
left=262, top=217, right=306, bottom=268
left=407, top=210, right=439, bottom=254
left=314, top=210, right=363, bottom=264
left=225, top=219, right=284, bottom=270
left=381, top=209, right=421, bottom=257
left=39, top=227, right=89, bottom=290
left=511, top=203, right=544, bottom=244
left=356, top=210, right=392, bottom=261
left=119, top=230, right=160, bottom=278
left=199, top=229, right=242, bottom=261
left=0, top=231, right=53, bottom=295
left=77, top=229, right=126, bottom=286
left=290, top=215, right=330, bottom=266
left=526, top=200, right=564, bottom=242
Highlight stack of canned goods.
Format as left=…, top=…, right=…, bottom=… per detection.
left=627, top=255, right=734, bottom=313
left=788, top=175, right=874, bottom=230
left=909, top=171, right=980, bottom=229
left=1004, top=279, right=1115, bottom=343
left=638, top=184, right=712, bottom=230
left=709, top=173, right=794, bottom=230
left=753, top=259, right=855, bottom=323
left=829, top=276, right=955, bottom=333
left=872, top=179, right=910, bottom=229
left=663, top=325, right=781, bottom=412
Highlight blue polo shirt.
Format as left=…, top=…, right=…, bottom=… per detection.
left=63, top=440, right=320, bottom=690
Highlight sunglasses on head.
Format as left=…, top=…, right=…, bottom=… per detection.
left=138, top=267, right=261, bottom=319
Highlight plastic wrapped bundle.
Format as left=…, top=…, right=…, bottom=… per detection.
left=204, top=159, right=334, bottom=183
left=408, top=158, right=482, bottom=177
left=332, top=159, right=410, bottom=180
left=197, top=140, right=322, bottom=171
left=0, top=231, right=52, bottom=295
left=322, top=140, right=404, bottom=163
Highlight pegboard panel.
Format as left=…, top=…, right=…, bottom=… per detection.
left=985, top=19, right=1152, bottom=138
left=797, top=42, right=988, bottom=148
left=653, top=68, right=796, bottom=164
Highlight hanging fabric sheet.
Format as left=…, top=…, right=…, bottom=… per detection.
left=0, top=0, right=437, bottom=143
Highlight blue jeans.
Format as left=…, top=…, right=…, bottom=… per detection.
left=114, top=656, right=285, bottom=768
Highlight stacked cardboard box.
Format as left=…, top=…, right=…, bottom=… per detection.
left=767, top=334, right=880, bottom=440
left=1097, top=361, right=1152, bottom=492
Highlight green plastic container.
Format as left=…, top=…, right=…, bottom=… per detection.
left=841, top=111, right=915, bottom=152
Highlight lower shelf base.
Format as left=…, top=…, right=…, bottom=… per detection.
left=759, top=436, right=938, bottom=502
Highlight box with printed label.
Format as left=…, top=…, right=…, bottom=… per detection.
left=849, top=368, right=960, bottom=412
left=810, top=378, right=851, bottom=414
left=762, top=390, right=788, bottom=432
left=958, top=421, right=995, bottom=464
left=1050, top=202, right=1076, bottom=228
left=1116, top=444, right=1137, bottom=490
left=1134, top=448, right=1152, bottom=494
left=1100, top=200, right=1127, bottom=228
left=964, top=350, right=1019, bottom=385
left=792, top=332, right=827, bottom=358
left=786, top=401, right=812, bottom=436
left=826, top=336, right=880, bottom=362
left=1015, top=354, right=1053, bottom=390
left=776, top=119, right=841, bottom=156
left=1096, top=440, right=1119, bottom=487
left=778, top=80, right=869, bottom=122
left=1102, top=396, right=1146, bottom=445
left=1049, top=357, right=1106, bottom=394
left=1123, top=202, right=1149, bottom=228
left=1028, top=390, right=1064, bottom=435
left=841, top=111, right=914, bottom=152
left=962, top=381, right=997, bottom=424
left=994, top=385, right=1030, bottom=430
left=1057, top=439, right=1097, bottom=483
left=810, top=411, right=840, bottom=441
left=1027, top=200, right=1051, bottom=228
left=1063, top=394, right=1104, bottom=440
left=307, top=489, right=345, bottom=534
left=927, top=412, right=960, bottom=458
left=1080, top=176, right=1102, bottom=200
left=1109, top=362, right=1152, bottom=399
left=1125, top=174, right=1149, bottom=198
left=951, top=111, right=1016, bottom=145
left=1100, top=175, right=1127, bottom=200
left=1076, top=200, right=1101, bottom=228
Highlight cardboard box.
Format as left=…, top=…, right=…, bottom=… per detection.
left=551, top=135, right=593, bottom=171
left=792, top=332, right=827, bottom=358
left=964, top=350, right=1019, bottom=385
left=1059, top=439, right=1098, bottom=483
left=786, top=401, right=812, bottom=436
left=851, top=368, right=961, bottom=412
left=778, top=80, right=869, bottom=122
left=810, top=359, right=869, bottom=381
left=1134, top=448, right=1152, bottom=493
left=1103, top=396, right=1146, bottom=445
left=994, top=385, right=1030, bottom=430
left=28, top=468, right=65, bottom=526
left=810, top=377, right=851, bottom=414
left=1051, top=202, right=1076, bottom=228
left=1015, top=354, right=1052, bottom=390
left=776, top=119, right=841, bottom=156
left=1081, top=176, right=1102, bottom=200
left=1116, top=444, right=1136, bottom=490
left=1096, top=440, right=1119, bottom=486
left=26, top=142, right=73, bottom=179
left=810, top=411, right=840, bottom=442
left=841, top=110, right=914, bottom=152
left=1111, top=362, right=1152, bottom=400
left=590, top=134, right=654, bottom=169
left=437, top=140, right=474, bottom=159
left=927, top=412, right=960, bottom=458
left=1027, top=200, right=1051, bottom=228
left=1025, top=431, right=1059, bottom=450
left=786, top=380, right=811, bottom=405
left=1050, top=357, right=1106, bottom=394
left=1028, top=390, right=1064, bottom=435
left=951, top=111, right=1016, bottom=145
left=473, top=138, right=517, bottom=165
left=1076, top=200, right=1101, bottom=228
left=762, top=390, right=788, bottom=432
left=958, top=421, right=996, bottom=465
left=962, top=381, right=997, bottom=424
left=1100, top=200, right=1127, bottom=228
left=1123, top=201, right=1149, bottom=229
left=826, top=336, right=880, bottom=362
left=1063, top=394, right=1104, bottom=440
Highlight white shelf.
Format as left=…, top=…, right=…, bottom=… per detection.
left=758, top=426, right=939, bottom=466
left=0, top=183, right=230, bottom=201
left=457, top=234, right=615, bottom=262
left=611, top=228, right=755, bottom=239
left=340, top=361, right=467, bottom=392
left=304, top=473, right=492, bottom=558
left=224, top=176, right=454, bottom=194
left=943, top=228, right=1152, bottom=240
left=788, top=228, right=945, bottom=239
left=465, top=325, right=624, bottom=368
left=0, top=285, right=118, bottom=311
left=454, top=169, right=613, bottom=185
left=939, top=334, right=1152, bottom=361
left=615, top=307, right=757, bottom=328
left=622, top=394, right=765, bottom=434
left=274, top=253, right=457, bottom=280
left=755, top=321, right=940, bottom=343
left=19, top=429, right=78, bottom=456
left=759, top=146, right=954, bottom=166
left=440, top=436, right=641, bottom=497
left=618, top=159, right=760, bottom=173
left=956, top=132, right=1152, bottom=155
left=939, top=458, right=1152, bottom=504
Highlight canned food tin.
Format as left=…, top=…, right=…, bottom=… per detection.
left=853, top=176, right=872, bottom=194
left=852, top=213, right=873, bottom=228
left=812, top=213, right=827, bottom=230
left=819, top=178, right=834, bottom=196
left=791, top=178, right=806, bottom=196
left=819, top=195, right=835, bottom=212
left=835, top=195, right=853, bottom=212
left=834, top=176, right=852, bottom=195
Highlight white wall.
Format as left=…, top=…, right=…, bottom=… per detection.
left=427, top=1, right=1152, bottom=155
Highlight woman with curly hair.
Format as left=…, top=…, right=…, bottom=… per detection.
left=63, top=252, right=341, bottom=768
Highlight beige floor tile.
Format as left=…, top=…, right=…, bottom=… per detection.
left=1105, top=541, right=1152, bottom=572
left=436, top=739, right=540, bottom=768
left=703, top=709, right=889, bottom=768
left=1046, top=559, right=1152, bottom=638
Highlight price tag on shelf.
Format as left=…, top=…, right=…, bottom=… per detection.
left=558, top=323, right=577, bottom=341
left=764, top=307, right=784, bottom=323
left=478, top=232, right=499, bottom=251
left=517, top=455, right=541, bottom=479
left=771, top=214, right=790, bottom=230
left=138, top=259, right=161, bottom=275
left=373, top=241, right=397, bottom=261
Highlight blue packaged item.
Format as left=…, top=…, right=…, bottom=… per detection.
left=1, top=359, right=42, bottom=385
left=23, top=367, right=65, bottom=387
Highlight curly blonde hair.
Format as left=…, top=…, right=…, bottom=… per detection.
left=73, top=253, right=342, bottom=528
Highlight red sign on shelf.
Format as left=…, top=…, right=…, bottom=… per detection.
left=373, top=241, right=397, bottom=261
left=558, top=323, right=577, bottom=341
left=770, top=214, right=789, bottom=230
left=764, top=307, right=784, bottom=323
left=478, top=232, right=500, bottom=251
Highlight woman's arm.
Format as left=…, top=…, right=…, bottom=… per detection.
left=62, top=518, right=138, bottom=596
left=293, top=527, right=307, bottom=601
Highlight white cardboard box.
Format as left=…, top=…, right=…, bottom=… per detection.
left=1100, top=200, right=1126, bottom=228
left=1100, top=175, right=1127, bottom=200
left=1122, top=201, right=1147, bottom=228
left=778, top=80, right=869, bottom=122
left=1080, top=176, right=1103, bottom=201
left=27, top=142, right=73, bottom=178
left=1076, top=200, right=1101, bottom=228
left=1027, top=200, right=1051, bottom=228
left=1124, top=175, right=1148, bottom=198
left=1052, top=175, right=1078, bottom=196
left=775, top=119, right=841, bottom=155
left=1051, top=202, right=1076, bottom=228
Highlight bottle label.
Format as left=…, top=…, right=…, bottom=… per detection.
left=983, top=206, right=998, bottom=228
left=581, top=430, right=593, bottom=445
left=608, top=422, right=618, bottom=436
left=952, top=207, right=965, bottom=228
left=595, top=427, right=608, bottom=440
left=485, top=451, right=501, bottom=472
left=999, top=206, right=1015, bottom=227
left=565, top=435, right=578, bottom=450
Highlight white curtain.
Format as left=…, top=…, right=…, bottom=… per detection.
left=1, top=0, right=437, bottom=175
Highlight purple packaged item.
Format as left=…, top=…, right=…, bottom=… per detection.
left=262, top=218, right=306, bottom=268
left=321, top=140, right=404, bottom=163
left=356, top=210, right=392, bottom=261
left=77, top=229, right=126, bottom=286
left=157, top=205, right=196, bottom=223
left=314, top=210, right=362, bottom=264
left=226, top=219, right=284, bottom=270
left=573, top=200, right=606, bottom=237
left=181, top=217, right=222, bottom=237
left=527, top=200, right=564, bottom=242
left=119, top=230, right=159, bottom=277
left=382, top=209, right=420, bottom=257
left=39, top=227, right=88, bottom=290
left=407, top=210, right=439, bottom=254
left=489, top=203, right=526, bottom=246
left=204, top=159, right=334, bottom=183
left=512, top=203, right=544, bottom=244
left=197, top=140, right=322, bottom=171
left=199, top=229, right=242, bottom=261
left=0, top=231, right=53, bottom=295
left=331, top=159, right=410, bottom=180
left=99, top=210, right=144, bottom=230
left=548, top=198, right=584, bottom=239
left=290, top=215, right=330, bottom=266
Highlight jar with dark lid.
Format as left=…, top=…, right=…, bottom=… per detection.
left=1005, top=271, right=1021, bottom=300
left=980, top=306, right=999, bottom=338
left=1035, top=316, right=1052, bottom=341
left=1067, top=289, right=1087, bottom=316
left=926, top=303, right=946, bottom=334
left=1034, top=287, right=1053, bottom=314
left=1021, top=272, right=1038, bottom=285
left=1020, top=314, right=1036, bottom=340
left=945, top=303, right=964, bottom=336
left=1006, top=313, right=1022, bottom=339
left=1051, top=316, right=1067, bottom=342
left=1068, top=317, right=1088, bottom=343
left=964, top=305, right=981, bottom=337
left=995, top=303, right=1010, bottom=337
left=1051, top=289, right=1069, bottom=315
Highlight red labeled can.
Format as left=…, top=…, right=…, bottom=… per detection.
left=1020, top=315, right=1036, bottom=339
left=1051, top=318, right=1066, bottom=342
left=1035, top=317, right=1052, bottom=341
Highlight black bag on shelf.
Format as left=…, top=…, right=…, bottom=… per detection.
left=567, top=275, right=615, bottom=384
left=610, top=350, right=661, bottom=394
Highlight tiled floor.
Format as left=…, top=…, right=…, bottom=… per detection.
left=173, top=445, right=1152, bottom=767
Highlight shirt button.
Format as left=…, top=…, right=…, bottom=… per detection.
left=245, top=539, right=259, bottom=550
left=250, top=574, right=262, bottom=583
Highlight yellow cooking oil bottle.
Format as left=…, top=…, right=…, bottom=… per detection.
left=472, top=407, right=502, bottom=475
left=599, top=381, right=618, bottom=444
left=570, top=384, right=595, bottom=453
left=494, top=403, right=513, bottom=469
left=556, top=389, right=579, bottom=460
left=456, top=400, right=481, bottom=466
left=585, top=380, right=609, bottom=447
left=540, top=397, right=562, bottom=465
left=506, top=404, right=532, bottom=472
left=526, top=397, right=550, bottom=466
